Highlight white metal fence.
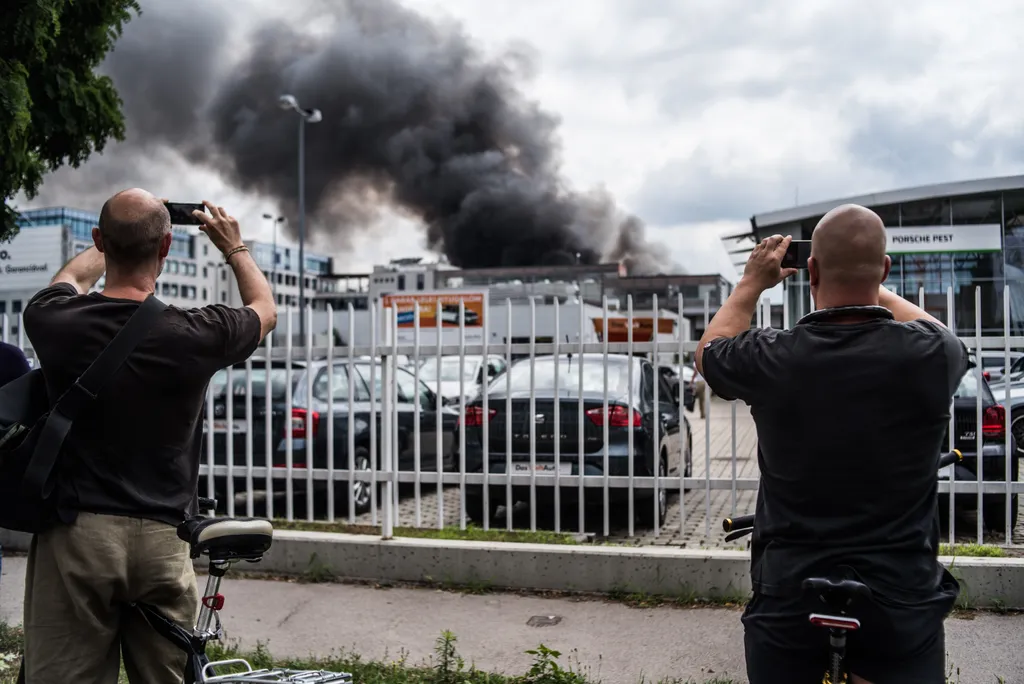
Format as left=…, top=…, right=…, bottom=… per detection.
left=5, top=286, right=1023, bottom=547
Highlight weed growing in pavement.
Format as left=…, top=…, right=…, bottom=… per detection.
left=299, top=552, right=336, bottom=584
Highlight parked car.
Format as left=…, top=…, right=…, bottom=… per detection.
left=282, top=359, right=460, bottom=512
left=973, top=350, right=1024, bottom=383
left=460, top=353, right=693, bottom=527
left=417, top=354, right=508, bottom=406
left=202, top=357, right=306, bottom=498
left=940, top=361, right=1019, bottom=531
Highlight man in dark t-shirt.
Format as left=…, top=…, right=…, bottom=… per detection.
left=696, top=204, right=966, bottom=684
left=21, top=190, right=277, bottom=683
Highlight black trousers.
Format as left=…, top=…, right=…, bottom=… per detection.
left=742, top=574, right=958, bottom=684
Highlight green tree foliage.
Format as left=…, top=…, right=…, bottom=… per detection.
left=1, top=0, right=140, bottom=241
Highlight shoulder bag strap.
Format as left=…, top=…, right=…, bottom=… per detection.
left=24, top=294, right=168, bottom=497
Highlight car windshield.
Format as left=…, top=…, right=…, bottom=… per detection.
left=420, top=356, right=480, bottom=382
left=490, top=356, right=633, bottom=395
left=954, top=370, right=995, bottom=401
left=210, top=367, right=297, bottom=400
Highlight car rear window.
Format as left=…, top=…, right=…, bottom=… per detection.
left=211, top=368, right=298, bottom=400
left=492, top=356, right=633, bottom=395
left=954, top=370, right=995, bottom=402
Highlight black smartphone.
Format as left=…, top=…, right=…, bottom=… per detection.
left=782, top=240, right=812, bottom=269
left=165, top=202, right=206, bottom=226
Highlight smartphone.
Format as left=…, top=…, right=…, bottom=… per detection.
left=164, top=202, right=206, bottom=226
left=782, top=240, right=812, bottom=269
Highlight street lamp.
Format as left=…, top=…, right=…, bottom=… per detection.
left=278, top=93, right=322, bottom=344
left=262, top=213, right=285, bottom=299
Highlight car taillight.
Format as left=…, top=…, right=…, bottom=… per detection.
left=459, top=406, right=496, bottom=427
left=983, top=404, right=1005, bottom=438
left=585, top=405, right=642, bottom=427
left=289, top=408, right=320, bottom=439
left=983, top=371, right=991, bottom=381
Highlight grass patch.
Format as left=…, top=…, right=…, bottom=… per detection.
left=0, top=623, right=734, bottom=683
left=940, top=543, right=1008, bottom=558
left=273, top=519, right=581, bottom=545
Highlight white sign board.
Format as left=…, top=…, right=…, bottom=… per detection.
left=886, top=224, right=1002, bottom=255
left=0, top=225, right=65, bottom=291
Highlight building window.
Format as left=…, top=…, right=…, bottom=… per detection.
left=222, top=292, right=227, bottom=303
left=397, top=275, right=406, bottom=291
left=221, top=269, right=227, bottom=281
left=202, top=288, right=208, bottom=301
left=417, top=273, right=425, bottom=290
left=0, top=302, right=6, bottom=315
left=203, top=267, right=208, bottom=278
left=11, top=300, right=21, bottom=314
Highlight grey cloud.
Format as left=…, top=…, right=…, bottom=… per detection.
left=27, top=0, right=676, bottom=274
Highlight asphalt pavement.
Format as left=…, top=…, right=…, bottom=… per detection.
left=2, top=555, right=1022, bottom=683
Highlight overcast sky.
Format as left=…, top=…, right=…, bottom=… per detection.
left=16, top=0, right=1024, bottom=280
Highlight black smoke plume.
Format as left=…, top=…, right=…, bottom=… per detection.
left=33, top=0, right=674, bottom=273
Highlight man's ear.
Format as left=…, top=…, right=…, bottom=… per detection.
left=807, top=256, right=820, bottom=288
left=92, top=227, right=104, bottom=253
left=159, top=232, right=172, bottom=259
left=881, top=255, right=892, bottom=283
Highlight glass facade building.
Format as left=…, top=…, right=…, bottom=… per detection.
left=732, top=176, right=1024, bottom=335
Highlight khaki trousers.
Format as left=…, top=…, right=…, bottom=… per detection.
left=694, top=379, right=707, bottom=418
left=22, top=512, right=198, bottom=683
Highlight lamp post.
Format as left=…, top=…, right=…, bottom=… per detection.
left=278, top=94, right=322, bottom=344
left=262, top=213, right=285, bottom=299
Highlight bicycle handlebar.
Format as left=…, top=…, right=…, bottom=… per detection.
left=721, top=450, right=963, bottom=538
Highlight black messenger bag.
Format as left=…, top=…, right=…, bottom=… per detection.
left=0, top=295, right=166, bottom=533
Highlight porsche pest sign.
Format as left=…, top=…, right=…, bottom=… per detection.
left=886, top=224, right=1002, bottom=255
left=381, top=290, right=487, bottom=345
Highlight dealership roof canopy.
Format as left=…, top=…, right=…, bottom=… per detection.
left=723, top=174, right=1024, bottom=271
left=752, top=174, right=1024, bottom=231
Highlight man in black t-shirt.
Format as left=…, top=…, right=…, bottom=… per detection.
left=696, top=204, right=966, bottom=684
left=21, top=190, right=277, bottom=683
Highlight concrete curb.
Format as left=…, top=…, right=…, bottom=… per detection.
left=4, top=528, right=1023, bottom=608
left=237, top=531, right=1024, bottom=609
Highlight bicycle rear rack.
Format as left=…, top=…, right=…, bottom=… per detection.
left=201, top=659, right=353, bottom=682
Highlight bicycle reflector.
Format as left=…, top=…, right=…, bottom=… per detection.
left=808, top=613, right=861, bottom=631
left=202, top=593, right=225, bottom=611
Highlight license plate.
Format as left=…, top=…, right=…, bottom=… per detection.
left=511, top=462, right=571, bottom=475
left=203, top=419, right=247, bottom=434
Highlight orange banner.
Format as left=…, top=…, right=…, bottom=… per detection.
left=592, top=317, right=674, bottom=342
left=382, top=291, right=485, bottom=328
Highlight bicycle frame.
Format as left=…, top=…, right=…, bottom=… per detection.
left=134, top=557, right=229, bottom=682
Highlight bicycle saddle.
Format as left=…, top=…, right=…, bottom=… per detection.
left=177, top=516, right=274, bottom=562
left=803, top=576, right=872, bottom=614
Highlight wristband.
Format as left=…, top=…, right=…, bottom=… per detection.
left=224, top=245, right=249, bottom=262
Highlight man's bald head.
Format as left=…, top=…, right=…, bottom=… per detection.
left=97, top=188, right=172, bottom=267
left=809, top=204, right=890, bottom=289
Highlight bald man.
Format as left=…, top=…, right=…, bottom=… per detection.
left=20, top=189, right=276, bottom=683
left=696, top=205, right=966, bottom=684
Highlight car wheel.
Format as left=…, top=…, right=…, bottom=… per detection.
left=683, top=430, right=694, bottom=489
left=1012, top=413, right=1024, bottom=457
left=333, top=447, right=376, bottom=515
left=983, top=494, right=1020, bottom=533
left=465, top=487, right=500, bottom=524
left=639, top=455, right=668, bottom=528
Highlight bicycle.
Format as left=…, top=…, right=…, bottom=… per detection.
left=721, top=449, right=963, bottom=684
left=133, top=496, right=354, bottom=683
